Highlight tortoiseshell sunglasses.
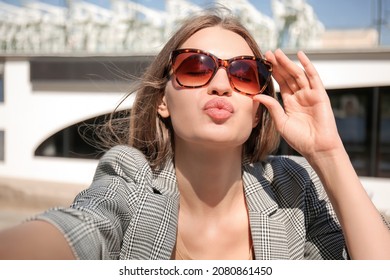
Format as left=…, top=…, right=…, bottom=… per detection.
left=170, top=48, right=272, bottom=95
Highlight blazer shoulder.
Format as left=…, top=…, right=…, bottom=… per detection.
left=257, top=155, right=317, bottom=185
left=94, top=145, right=153, bottom=185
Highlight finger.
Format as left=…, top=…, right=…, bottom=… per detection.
left=253, top=93, right=287, bottom=133
left=273, top=49, right=311, bottom=90
left=265, top=50, right=295, bottom=94
left=297, top=51, right=325, bottom=91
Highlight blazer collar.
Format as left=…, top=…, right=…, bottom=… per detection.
left=243, top=161, right=290, bottom=260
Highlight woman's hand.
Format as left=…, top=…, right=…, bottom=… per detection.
left=255, top=50, right=390, bottom=259
left=253, top=49, right=343, bottom=162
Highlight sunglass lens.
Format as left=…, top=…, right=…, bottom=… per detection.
left=174, top=53, right=215, bottom=87
left=229, top=60, right=261, bottom=94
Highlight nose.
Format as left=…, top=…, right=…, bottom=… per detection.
left=207, top=68, right=232, bottom=96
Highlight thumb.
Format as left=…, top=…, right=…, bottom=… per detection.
left=253, top=94, right=287, bottom=133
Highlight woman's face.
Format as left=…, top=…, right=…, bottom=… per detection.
left=160, top=26, right=260, bottom=151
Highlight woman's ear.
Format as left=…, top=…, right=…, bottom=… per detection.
left=157, top=95, right=170, bottom=118
left=253, top=114, right=260, bottom=128
left=253, top=106, right=262, bottom=128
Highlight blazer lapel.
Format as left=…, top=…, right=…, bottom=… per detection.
left=243, top=162, right=290, bottom=260
left=121, top=160, right=180, bottom=260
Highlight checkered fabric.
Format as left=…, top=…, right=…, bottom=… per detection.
left=34, top=145, right=368, bottom=259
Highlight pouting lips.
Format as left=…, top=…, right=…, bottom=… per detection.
left=203, top=98, right=234, bottom=123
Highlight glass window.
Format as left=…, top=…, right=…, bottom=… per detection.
left=277, top=86, right=390, bottom=179
left=329, top=88, right=372, bottom=176
left=378, top=87, right=390, bottom=177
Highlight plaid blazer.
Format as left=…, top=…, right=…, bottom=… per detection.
left=36, top=145, right=349, bottom=260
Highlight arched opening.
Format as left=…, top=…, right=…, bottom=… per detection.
left=35, top=110, right=130, bottom=159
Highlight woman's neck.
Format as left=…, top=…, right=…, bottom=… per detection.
left=173, top=141, right=253, bottom=260
left=174, top=142, right=244, bottom=216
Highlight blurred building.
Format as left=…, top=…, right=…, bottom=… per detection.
left=0, top=0, right=326, bottom=54
left=321, top=28, right=379, bottom=49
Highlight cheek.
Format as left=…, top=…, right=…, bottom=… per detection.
left=164, top=83, right=200, bottom=126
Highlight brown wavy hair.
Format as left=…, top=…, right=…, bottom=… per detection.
left=97, top=8, right=280, bottom=169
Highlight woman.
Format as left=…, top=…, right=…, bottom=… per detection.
left=0, top=9, right=389, bottom=260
